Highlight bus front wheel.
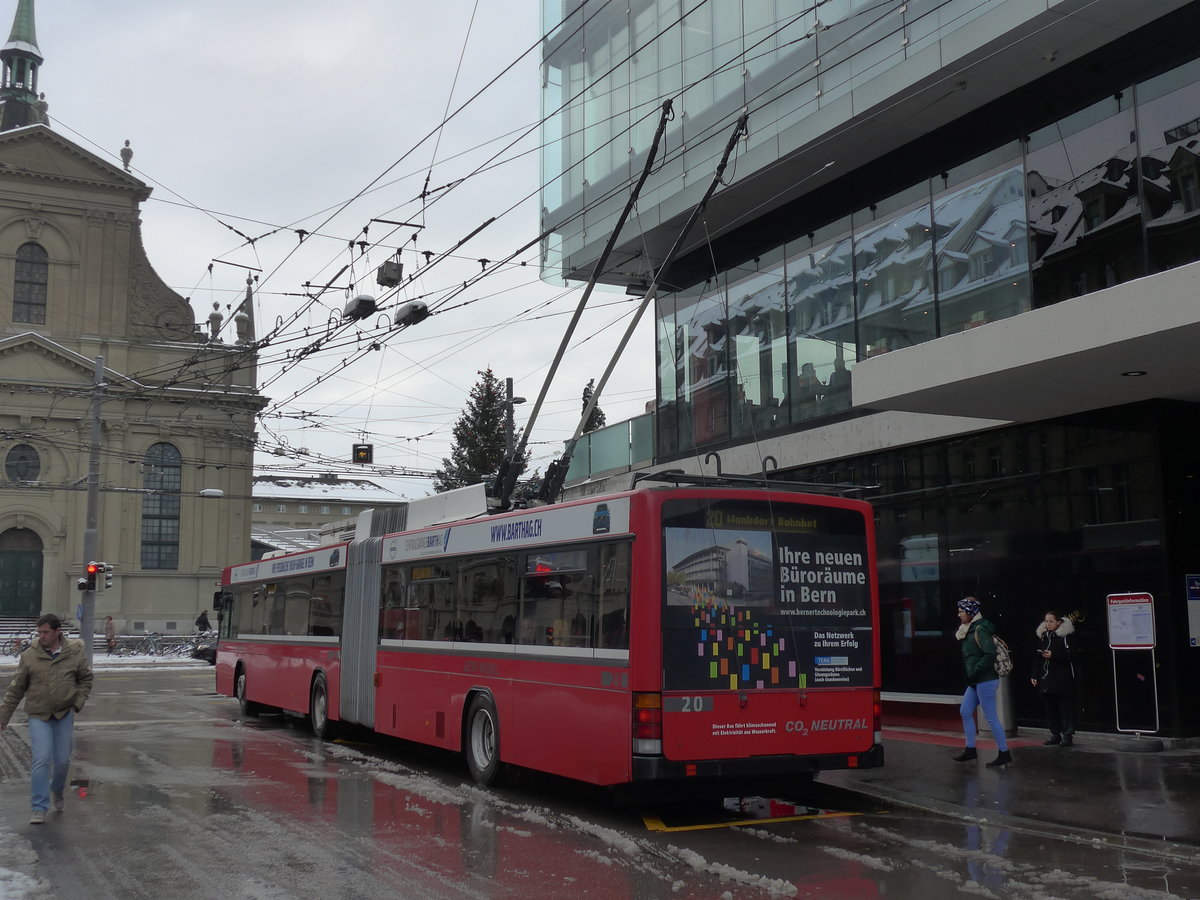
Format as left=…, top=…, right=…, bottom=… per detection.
left=310, top=673, right=336, bottom=740
left=235, top=667, right=261, bottom=717
left=465, top=694, right=503, bottom=786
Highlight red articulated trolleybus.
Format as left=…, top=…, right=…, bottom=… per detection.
left=216, top=477, right=883, bottom=789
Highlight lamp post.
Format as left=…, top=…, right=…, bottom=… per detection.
left=80, top=357, right=106, bottom=665
left=504, top=378, right=526, bottom=457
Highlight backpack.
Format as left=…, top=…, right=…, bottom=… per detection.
left=992, top=635, right=1013, bottom=676
left=976, top=629, right=1013, bottom=677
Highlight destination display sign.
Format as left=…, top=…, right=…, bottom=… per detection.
left=227, top=544, right=348, bottom=585
left=380, top=497, right=630, bottom=563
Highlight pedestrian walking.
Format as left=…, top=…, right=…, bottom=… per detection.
left=1030, top=610, right=1079, bottom=746
left=104, top=615, right=117, bottom=655
left=0, top=613, right=94, bottom=823
left=195, top=609, right=211, bottom=632
left=952, top=597, right=1011, bottom=768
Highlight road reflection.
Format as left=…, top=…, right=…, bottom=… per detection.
left=207, top=721, right=900, bottom=898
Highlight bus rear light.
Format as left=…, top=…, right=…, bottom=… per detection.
left=633, top=722, right=659, bottom=739
left=632, top=693, right=662, bottom=755
left=633, top=707, right=662, bottom=726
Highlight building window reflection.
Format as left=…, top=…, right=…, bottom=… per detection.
left=141, top=442, right=181, bottom=570
left=13, top=243, right=48, bottom=325
left=649, top=50, right=1200, bottom=462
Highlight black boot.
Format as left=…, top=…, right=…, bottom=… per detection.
left=952, top=747, right=977, bottom=761
left=1043, top=735, right=1061, bottom=745
left=1060, top=735, right=1073, bottom=747
left=986, top=749, right=1012, bottom=768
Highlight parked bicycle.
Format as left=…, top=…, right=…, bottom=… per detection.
left=133, top=632, right=163, bottom=656
left=2, top=633, right=33, bottom=657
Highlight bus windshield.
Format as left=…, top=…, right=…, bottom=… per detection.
left=662, top=497, right=873, bottom=692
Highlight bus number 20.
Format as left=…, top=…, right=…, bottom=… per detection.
left=680, top=696, right=711, bottom=712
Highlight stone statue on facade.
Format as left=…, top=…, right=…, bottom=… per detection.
left=208, top=302, right=224, bottom=342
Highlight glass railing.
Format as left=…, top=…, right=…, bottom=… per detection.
left=562, top=414, right=655, bottom=485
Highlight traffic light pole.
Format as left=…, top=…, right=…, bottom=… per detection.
left=80, top=356, right=105, bottom=664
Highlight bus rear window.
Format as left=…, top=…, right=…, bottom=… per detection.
left=662, top=499, right=874, bottom=692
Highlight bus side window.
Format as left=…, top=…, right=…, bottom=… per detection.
left=410, top=563, right=453, bottom=641
left=600, top=543, right=631, bottom=650
left=310, top=574, right=342, bottom=637
left=458, top=555, right=516, bottom=643
left=216, top=591, right=235, bottom=638
left=380, top=571, right=408, bottom=640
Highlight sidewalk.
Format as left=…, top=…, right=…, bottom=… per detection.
left=822, top=727, right=1200, bottom=860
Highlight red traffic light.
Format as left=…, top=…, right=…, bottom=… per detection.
left=86, top=562, right=100, bottom=576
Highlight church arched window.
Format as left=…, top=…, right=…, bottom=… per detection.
left=141, top=442, right=182, bottom=570
left=14, top=242, right=48, bottom=324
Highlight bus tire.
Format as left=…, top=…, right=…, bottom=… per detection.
left=235, top=666, right=261, bottom=717
left=310, top=672, right=336, bottom=740
left=465, top=693, right=503, bottom=786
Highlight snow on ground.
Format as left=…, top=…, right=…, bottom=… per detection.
left=0, top=652, right=209, bottom=670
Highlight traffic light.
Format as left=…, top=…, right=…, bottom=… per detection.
left=101, top=562, right=114, bottom=591
left=352, top=443, right=373, bottom=464
left=79, top=561, right=99, bottom=591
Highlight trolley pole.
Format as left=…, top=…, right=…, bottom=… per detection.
left=80, top=357, right=105, bottom=664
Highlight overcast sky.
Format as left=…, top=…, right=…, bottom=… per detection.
left=32, top=0, right=657, bottom=498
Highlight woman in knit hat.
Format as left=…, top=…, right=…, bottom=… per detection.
left=953, top=596, right=1011, bottom=767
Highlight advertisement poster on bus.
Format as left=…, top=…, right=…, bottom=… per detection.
left=661, top=504, right=873, bottom=692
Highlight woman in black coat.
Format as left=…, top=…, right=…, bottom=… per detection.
left=1030, top=611, right=1080, bottom=746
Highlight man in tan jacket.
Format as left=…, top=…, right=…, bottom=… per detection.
left=0, top=613, right=94, bottom=824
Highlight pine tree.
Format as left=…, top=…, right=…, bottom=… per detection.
left=433, top=369, right=527, bottom=493
left=581, top=378, right=606, bottom=433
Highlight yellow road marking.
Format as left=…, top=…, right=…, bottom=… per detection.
left=641, top=808, right=862, bottom=832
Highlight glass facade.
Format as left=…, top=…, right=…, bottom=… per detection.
left=541, top=0, right=1085, bottom=280
left=784, top=408, right=1186, bottom=735
left=650, top=52, right=1200, bottom=457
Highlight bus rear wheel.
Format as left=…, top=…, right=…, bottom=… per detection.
left=465, top=694, right=503, bottom=786
left=310, top=673, right=336, bottom=740
left=235, top=667, right=261, bottom=717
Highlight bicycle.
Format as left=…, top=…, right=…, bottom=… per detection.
left=173, top=630, right=217, bottom=657
left=134, top=632, right=163, bottom=656
left=3, top=633, right=33, bottom=657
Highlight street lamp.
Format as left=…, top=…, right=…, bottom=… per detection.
left=504, top=377, right=526, bottom=457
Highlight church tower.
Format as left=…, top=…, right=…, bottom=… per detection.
left=0, top=0, right=44, bottom=131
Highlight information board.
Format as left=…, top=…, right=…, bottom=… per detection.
left=1187, top=575, right=1200, bottom=648
left=1106, top=592, right=1155, bottom=649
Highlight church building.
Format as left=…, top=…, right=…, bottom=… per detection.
left=0, top=0, right=265, bottom=632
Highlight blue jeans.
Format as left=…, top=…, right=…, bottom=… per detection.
left=28, top=711, right=74, bottom=811
left=960, top=680, right=1007, bottom=751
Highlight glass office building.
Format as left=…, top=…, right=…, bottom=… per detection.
left=542, top=1, right=1200, bottom=738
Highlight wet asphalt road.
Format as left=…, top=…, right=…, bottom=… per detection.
left=1, top=666, right=1199, bottom=898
